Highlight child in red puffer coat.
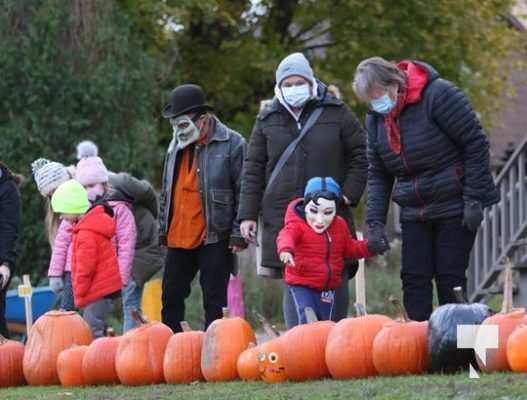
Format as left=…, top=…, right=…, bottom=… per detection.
left=277, top=177, right=385, bottom=324
left=51, top=180, right=122, bottom=338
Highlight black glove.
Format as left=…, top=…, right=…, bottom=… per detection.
left=367, top=222, right=390, bottom=255
left=462, top=200, right=483, bottom=232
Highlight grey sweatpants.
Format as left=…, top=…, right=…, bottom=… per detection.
left=83, top=298, right=113, bottom=338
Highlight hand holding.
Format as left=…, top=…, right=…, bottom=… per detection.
left=240, top=220, right=258, bottom=245
left=279, top=252, right=295, bottom=267
left=49, top=276, right=64, bottom=293
left=367, top=222, right=390, bottom=255
left=0, top=265, right=10, bottom=290
left=462, top=201, right=483, bottom=232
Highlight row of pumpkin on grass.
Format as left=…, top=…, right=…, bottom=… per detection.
left=1, top=260, right=527, bottom=387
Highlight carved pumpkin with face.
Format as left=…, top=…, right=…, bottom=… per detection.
left=257, top=338, right=287, bottom=384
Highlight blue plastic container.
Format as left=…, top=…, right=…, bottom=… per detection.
left=5, top=287, right=57, bottom=323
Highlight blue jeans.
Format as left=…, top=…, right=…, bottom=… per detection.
left=288, top=285, right=335, bottom=324
left=283, top=266, right=349, bottom=329
left=122, top=280, right=143, bottom=333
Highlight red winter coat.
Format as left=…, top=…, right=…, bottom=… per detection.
left=71, top=205, right=122, bottom=308
left=277, top=199, right=372, bottom=290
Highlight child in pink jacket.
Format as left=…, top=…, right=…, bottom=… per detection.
left=48, top=156, right=137, bottom=332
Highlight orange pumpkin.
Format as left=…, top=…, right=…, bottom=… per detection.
left=281, top=308, right=335, bottom=381
left=116, top=320, right=173, bottom=385
left=237, top=342, right=260, bottom=381
left=23, top=310, right=93, bottom=385
left=163, top=321, right=204, bottom=383
left=326, top=303, right=392, bottom=379
left=507, top=325, right=527, bottom=372
left=478, top=309, right=527, bottom=372
left=258, top=338, right=288, bottom=384
left=0, top=335, right=25, bottom=387
left=477, top=260, right=527, bottom=372
left=201, top=307, right=256, bottom=381
left=57, top=346, right=89, bottom=386
left=372, top=297, right=428, bottom=376
left=82, top=333, right=121, bottom=385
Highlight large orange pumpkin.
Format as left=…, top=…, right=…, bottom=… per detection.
left=282, top=308, right=335, bottom=381
left=116, top=320, right=173, bottom=385
left=326, top=303, right=392, bottom=379
left=82, top=334, right=121, bottom=385
left=258, top=337, right=288, bottom=384
left=23, top=310, right=93, bottom=385
left=372, top=297, right=428, bottom=376
left=477, top=260, right=527, bottom=372
left=507, top=325, right=527, bottom=372
left=57, top=346, right=89, bottom=386
left=163, top=321, right=204, bottom=383
left=0, top=335, right=25, bottom=387
left=237, top=342, right=260, bottom=381
left=201, top=307, right=256, bottom=381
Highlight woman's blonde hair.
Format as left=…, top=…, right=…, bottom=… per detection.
left=352, top=57, right=406, bottom=103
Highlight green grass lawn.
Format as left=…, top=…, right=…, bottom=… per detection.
left=2, top=373, right=527, bottom=400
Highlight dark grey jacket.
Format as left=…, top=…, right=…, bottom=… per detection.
left=109, top=173, right=164, bottom=287
left=159, top=117, right=246, bottom=247
left=237, top=83, right=368, bottom=268
left=366, top=62, right=499, bottom=224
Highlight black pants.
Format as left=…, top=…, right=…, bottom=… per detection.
left=162, top=240, right=232, bottom=333
left=401, top=216, right=476, bottom=321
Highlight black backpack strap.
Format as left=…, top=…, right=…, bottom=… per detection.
left=263, top=107, right=323, bottom=197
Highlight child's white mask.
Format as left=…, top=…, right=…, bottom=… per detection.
left=304, top=198, right=337, bottom=234
left=170, top=115, right=200, bottom=150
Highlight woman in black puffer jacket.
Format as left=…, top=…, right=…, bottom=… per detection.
left=0, top=161, right=22, bottom=337
left=353, top=57, right=499, bottom=321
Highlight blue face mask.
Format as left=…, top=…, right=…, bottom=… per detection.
left=370, top=94, right=396, bottom=114
left=281, top=84, right=311, bottom=108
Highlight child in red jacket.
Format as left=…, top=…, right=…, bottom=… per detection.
left=277, top=177, right=385, bottom=324
left=51, top=180, right=122, bottom=337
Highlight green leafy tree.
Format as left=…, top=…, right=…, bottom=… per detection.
left=0, top=0, right=161, bottom=281
left=120, top=0, right=523, bottom=137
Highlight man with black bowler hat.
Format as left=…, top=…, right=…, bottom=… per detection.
left=159, top=84, right=247, bottom=332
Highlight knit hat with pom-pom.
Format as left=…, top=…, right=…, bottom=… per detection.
left=76, top=140, right=98, bottom=160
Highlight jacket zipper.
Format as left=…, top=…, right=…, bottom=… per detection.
left=324, top=231, right=332, bottom=291
left=196, top=144, right=209, bottom=242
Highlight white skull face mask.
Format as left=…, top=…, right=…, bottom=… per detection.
left=170, top=115, right=201, bottom=150
left=304, top=197, right=337, bottom=234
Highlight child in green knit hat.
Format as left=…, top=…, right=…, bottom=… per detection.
left=51, top=180, right=122, bottom=337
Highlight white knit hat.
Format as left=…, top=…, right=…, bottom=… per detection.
left=31, top=158, right=71, bottom=197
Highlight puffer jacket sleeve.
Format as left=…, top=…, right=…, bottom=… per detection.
left=73, top=231, right=96, bottom=298
left=341, top=221, right=372, bottom=259
left=429, top=79, right=494, bottom=203
left=276, top=222, right=303, bottom=255
left=365, top=116, right=395, bottom=225
left=112, top=202, right=137, bottom=285
left=0, top=179, right=21, bottom=270
left=48, top=220, right=73, bottom=277
left=340, top=105, right=368, bottom=206
left=229, top=132, right=248, bottom=248
left=237, top=120, right=267, bottom=222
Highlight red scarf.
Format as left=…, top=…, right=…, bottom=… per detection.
left=383, top=61, right=429, bottom=154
